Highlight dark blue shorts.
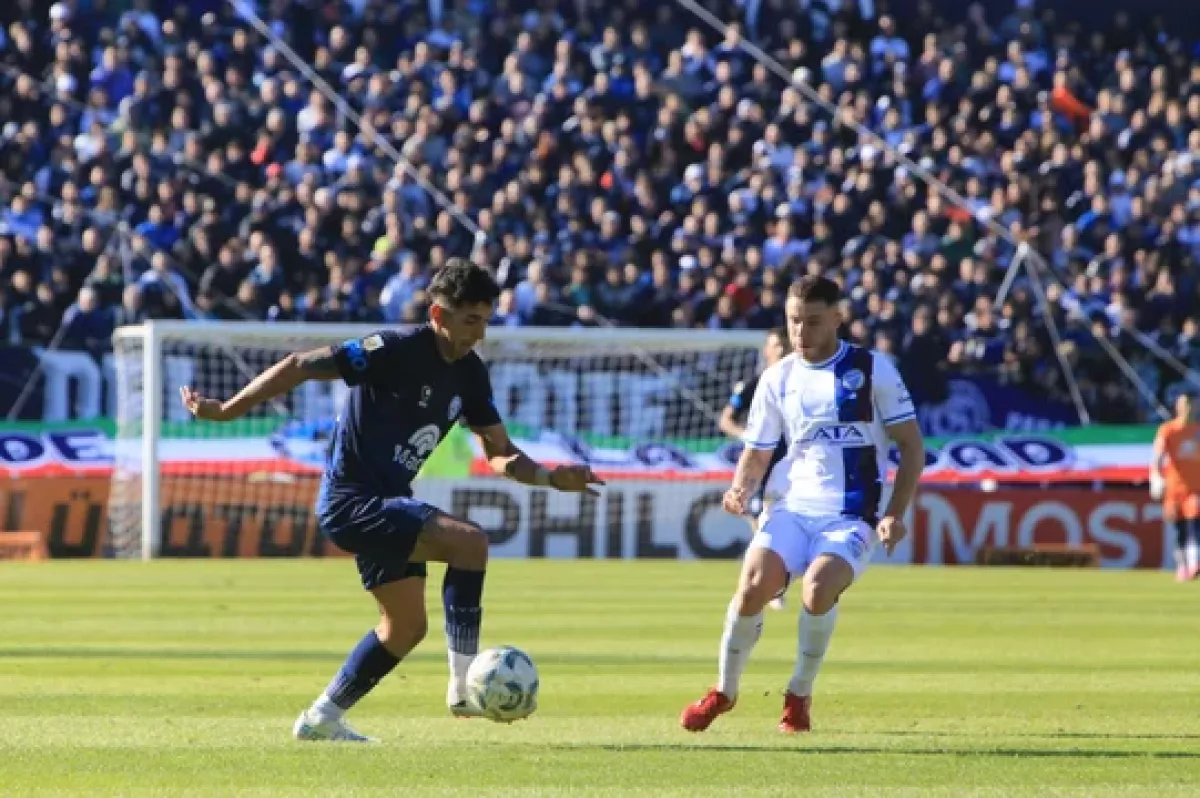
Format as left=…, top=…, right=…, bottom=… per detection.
left=318, top=494, right=436, bottom=590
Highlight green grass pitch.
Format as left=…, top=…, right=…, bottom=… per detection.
left=1, top=560, right=1198, bottom=797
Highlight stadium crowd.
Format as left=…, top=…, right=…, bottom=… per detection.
left=0, top=0, right=1197, bottom=421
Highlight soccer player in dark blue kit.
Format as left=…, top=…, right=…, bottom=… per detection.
left=180, top=259, right=603, bottom=742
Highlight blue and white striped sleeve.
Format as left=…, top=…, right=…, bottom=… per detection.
left=872, top=352, right=916, bottom=427
left=742, top=370, right=783, bottom=450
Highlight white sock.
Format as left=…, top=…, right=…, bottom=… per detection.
left=717, top=601, right=763, bottom=699
left=787, top=605, right=839, bottom=697
left=311, top=692, right=344, bottom=721
left=448, top=651, right=473, bottom=702
left=1175, top=547, right=1188, bottom=571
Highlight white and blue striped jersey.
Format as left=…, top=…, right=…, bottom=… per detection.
left=742, top=342, right=916, bottom=522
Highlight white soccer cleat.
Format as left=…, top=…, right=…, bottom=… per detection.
left=447, top=680, right=483, bottom=718
left=292, top=709, right=378, bottom=742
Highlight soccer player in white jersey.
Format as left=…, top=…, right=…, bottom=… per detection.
left=680, top=275, right=925, bottom=735
left=718, top=327, right=792, bottom=611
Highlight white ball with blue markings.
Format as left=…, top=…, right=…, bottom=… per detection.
left=465, top=645, right=539, bottom=723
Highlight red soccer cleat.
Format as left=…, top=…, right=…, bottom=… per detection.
left=778, top=692, right=812, bottom=734
left=680, top=688, right=735, bottom=732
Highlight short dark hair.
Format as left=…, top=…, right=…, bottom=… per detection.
left=428, top=258, right=501, bottom=307
left=768, top=326, right=792, bottom=353
left=788, top=275, right=841, bottom=306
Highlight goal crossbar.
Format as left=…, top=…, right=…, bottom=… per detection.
left=110, top=322, right=767, bottom=560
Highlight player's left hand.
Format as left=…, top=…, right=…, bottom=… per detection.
left=876, top=515, right=907, bottom=556
left=549, top=465, right=605, bottom=496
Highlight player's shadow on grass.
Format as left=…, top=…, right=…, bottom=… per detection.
left=1040, top=731, right=1200, bottom=741
left=0, top=646, right=463, bottom=663
left=874, top=729, right=1200, bottom=742
left=554, top=743, right=1200, bottom=760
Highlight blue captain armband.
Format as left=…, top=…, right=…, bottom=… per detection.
left=342, top=339, right=369, bottom=371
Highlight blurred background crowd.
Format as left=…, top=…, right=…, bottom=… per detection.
left=1, top=0, right=1199, bottom=422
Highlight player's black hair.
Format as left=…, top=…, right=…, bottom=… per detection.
left=788, top=275, right=841, bottom=306
left=428, top=258, right=501, bottom=307
left=768, top=326, right=792, bottom=353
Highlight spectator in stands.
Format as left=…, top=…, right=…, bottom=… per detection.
left=60, top=285, right=113, bottom=352
left=2, top=0, right=1198, bottom=424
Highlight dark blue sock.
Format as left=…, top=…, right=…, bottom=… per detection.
left=443, top=568, right=485, bottom=655
left=324, top=630, right=401, bottom=710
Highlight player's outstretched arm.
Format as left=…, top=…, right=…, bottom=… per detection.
left=878, top=418, right=925, bottom=554
left=723, top=446, right=775, bottom=516
left=180, top=346, right=340, bottom=422
left=472, top=423, right=605, bottom=495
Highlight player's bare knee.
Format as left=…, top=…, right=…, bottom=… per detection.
left=376, top=612, right=427, bottom=653
left=732, top=582, right=771, bottom=616
left=734, top=549, right=786, bottom=615
left=801, top=579, right=840, bottom=616
left=734, top=568, right=777, bottom=615
left=420, top=514, right=489, bottom=567
left=406, top=615, right=429, bottom=648
left=803, top=556, right=854, bottom=614
left=374, top=616, right=400, bottom=651
left=452, top=521, right=489, bottom=569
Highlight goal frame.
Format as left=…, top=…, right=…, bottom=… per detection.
left=112, top=321, right=766, bottom=560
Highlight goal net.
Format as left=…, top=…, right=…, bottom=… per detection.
left=109, top=323, right=765, bottom=560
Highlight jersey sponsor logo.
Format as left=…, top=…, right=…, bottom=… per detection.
left=840, top=368, right=866, bottom=392
left=393, top=423, right=442, bottom=471
left=810, top=424, right=867, bottom=443
left=363, top=334, right=384, bottom=352
left=448, top=395, right=462, bottom=421
left=343, top=340, right=368, bottom=372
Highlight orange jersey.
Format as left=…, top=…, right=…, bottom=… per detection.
left=1156, top=419, right=1200, bottom=519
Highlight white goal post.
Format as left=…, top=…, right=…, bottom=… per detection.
left=110, top=322, right=767, bottom=561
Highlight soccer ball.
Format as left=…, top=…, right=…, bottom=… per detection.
left=465, top=645, right=539, bottom=723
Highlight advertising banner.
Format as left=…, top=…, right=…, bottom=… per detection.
left=907, top=487, right=1168, bottom=570
left=0, top=421, right=1157, bottom=485
left=0, top=476, right=1169, bottom=568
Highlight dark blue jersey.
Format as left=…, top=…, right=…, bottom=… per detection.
left=320, top=326, right=500, bottom=501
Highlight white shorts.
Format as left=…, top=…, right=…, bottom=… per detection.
left=748, top=507, right=877, bottom=583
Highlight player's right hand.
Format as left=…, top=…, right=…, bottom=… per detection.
left=722, top=487, right=749, bottom=516
left=180, top=386, right=230, bottom=422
